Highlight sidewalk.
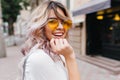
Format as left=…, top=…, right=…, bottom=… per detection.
left=0, top=46, right=119, bottom=80
left=77, top=59, right=120, bottom=80
left=0, top=46, right=23, bottom=80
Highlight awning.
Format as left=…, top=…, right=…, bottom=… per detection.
left=73, top=0, right=111, bottom=16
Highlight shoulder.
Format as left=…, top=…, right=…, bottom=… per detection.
left=26, top=49, right=54, bottom=67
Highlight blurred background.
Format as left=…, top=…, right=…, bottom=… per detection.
left=0, top=0, right=120, bottom=80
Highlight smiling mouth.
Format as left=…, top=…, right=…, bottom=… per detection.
left=53, top=32, right=64, bottom=38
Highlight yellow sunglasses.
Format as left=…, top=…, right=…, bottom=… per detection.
left=47, top=18, right=72, bottom=31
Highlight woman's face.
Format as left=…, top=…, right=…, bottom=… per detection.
left=44, top=8, right=70, bottom=40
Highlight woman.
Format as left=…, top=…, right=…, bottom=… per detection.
left=21, top=1, right=80, bottom=80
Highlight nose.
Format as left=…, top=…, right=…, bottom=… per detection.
left=57, top=22, right=64, bottom=29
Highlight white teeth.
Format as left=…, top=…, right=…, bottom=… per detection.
left=54, top=33, right=63, bottom=36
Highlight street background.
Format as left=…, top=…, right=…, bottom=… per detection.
left=0, top=0, right=120, bottom=80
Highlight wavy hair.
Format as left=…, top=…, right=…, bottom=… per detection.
left=21, top=1, right=72, bottom=56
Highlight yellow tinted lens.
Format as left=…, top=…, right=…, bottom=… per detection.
left=47, top=19, right=58, bottom=30
left=63, top=20, right=72, bottom=30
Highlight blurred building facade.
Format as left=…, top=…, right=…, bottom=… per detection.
left=71, top=0, right=120, bottom=60
left=85, top=0, right=120, bottom=60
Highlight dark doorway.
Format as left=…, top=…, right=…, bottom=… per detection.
left=86, top=13, right=102, bottom=56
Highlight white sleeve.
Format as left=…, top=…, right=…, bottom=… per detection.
left=24, top=49, right=68, bottom=80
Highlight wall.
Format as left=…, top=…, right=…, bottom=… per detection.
left=69, top=27, right=82, bottom=58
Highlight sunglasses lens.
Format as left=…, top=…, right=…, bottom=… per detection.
left=47, top=19, right=58, bottom=30
left=63, top=20, right=72, bottom=30
left=47, top=19, right=72, bottom=31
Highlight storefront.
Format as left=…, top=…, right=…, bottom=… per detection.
left=86, top=0, right=120, bottom=60
left=72, top=0, right=120, bottom=60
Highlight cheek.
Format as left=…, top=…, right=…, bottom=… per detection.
left=45, top=27, right=53, bottom=40
left=64, top=30, right=69, bottom=37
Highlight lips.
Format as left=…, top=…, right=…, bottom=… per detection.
left=53, top=32, right=64, bottom=38
left=54, top=33, right=63, bottom=36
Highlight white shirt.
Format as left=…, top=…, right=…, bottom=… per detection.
left=23, top=49, right=68, bottom=80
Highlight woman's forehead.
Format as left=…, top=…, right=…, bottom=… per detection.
left=48, top=8, right=65, bottom=18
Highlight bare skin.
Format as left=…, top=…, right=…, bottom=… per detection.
left=45, top=8, right=80, bottom=80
